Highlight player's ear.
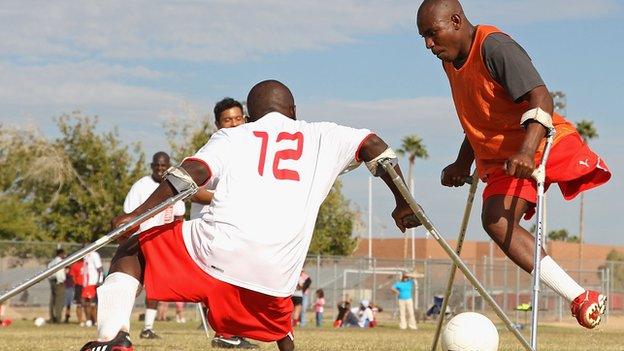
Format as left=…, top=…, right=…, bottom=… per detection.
left=291, top=105, right=297, bottom=119
left=451, top=14, right=461, bottom=29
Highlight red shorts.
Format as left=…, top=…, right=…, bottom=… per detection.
left=483, top=133, right=611, bottom=219
left=139, top=221, right=293, bottom=342
left=81, top=285, right=97, bottom=300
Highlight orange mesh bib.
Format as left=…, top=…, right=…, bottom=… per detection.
left=443, top=25, right=576, bottom=178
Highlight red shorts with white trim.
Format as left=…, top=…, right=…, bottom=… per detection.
left=483, top=133, right=611, bottom=219
left=81, top=285, right=97, bottom=300
left=139, top=221, right=294, bottom=342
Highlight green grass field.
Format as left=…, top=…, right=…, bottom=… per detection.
left=1, top=314, right=622, bottom=351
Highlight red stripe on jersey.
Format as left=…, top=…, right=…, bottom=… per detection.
left=182, top=157, right=213, bottom=187
left=355, top=133, right=376, bottom=162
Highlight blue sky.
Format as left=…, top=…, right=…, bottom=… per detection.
left=1, top=1, right=622, bottom=245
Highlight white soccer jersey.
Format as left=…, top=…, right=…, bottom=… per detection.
left=123, top=175, right=186, bottom=232
left=82, top=251, right=102, bottom=286
left=182, top=112, right=372, bottom=297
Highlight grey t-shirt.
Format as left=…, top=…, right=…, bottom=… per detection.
left=482, top=33, right=544, bottom=102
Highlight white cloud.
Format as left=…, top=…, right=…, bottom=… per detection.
left=0, top=62, right=182, bottom=124
left=0, top=1, right=619, bottom=63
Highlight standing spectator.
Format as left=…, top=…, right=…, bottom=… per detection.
left=123, top=151, right=185, bottom=339
left=47, top=248, right=66, bottom=323
left=391, top=272, right=417, bottom=330
left=69, top=259, right=85, bottom=326
left=314, top=289, right=325, bottom=327
left=300, top=271, right=312, bottom=327
left=63, top=265, right=74, bottom=323
left=292, top=270, right=311, bottom=327
left=174, top=302, right=186, bottom=323
left=82, top=250, right=103, bottom=327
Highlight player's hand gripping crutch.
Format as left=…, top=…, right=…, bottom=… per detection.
left=0, top=183, right=198, bottom=305
left=379, top=159, right=533, bottom=351
left=431, top=171, right=479, bottom=351
left=529, top=130, right=555, bottom=350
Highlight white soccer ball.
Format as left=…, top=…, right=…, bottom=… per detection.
left=34, top=317, right=46, bottom=327
left=441, top=312, right=499, bottom=351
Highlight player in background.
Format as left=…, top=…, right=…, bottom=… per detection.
left=416, top=0, right=611, bottom=328
left=79, top=79, right=418, bottom=351
left=123, top=151, right=186, bottom=339
left=82, top=250, right=103, bottom=327
left=68, top=259, right=85, bottom=326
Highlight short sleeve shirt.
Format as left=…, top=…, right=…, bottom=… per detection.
left=182, top=112, right=372, bottom=297
left=482, top=33, right=545, bottom=102
left=393, top=280, right=414, bottom=300
left=82, top=252, right=102, bottom=286
left=123, top=175, right=186, bottom=232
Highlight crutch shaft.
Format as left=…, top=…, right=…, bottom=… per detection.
left=530, top=133, right=555, bottom=350
left=197, top=303, right=210, bottom=338
left=431, top=172, right=478, bottom=351
left=381, top=160, right=532, bottom=351
left=0, top=187, right=197, bottom=305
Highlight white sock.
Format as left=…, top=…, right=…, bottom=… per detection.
left=96, top=272, right=140, bottom=341
left=537, top=256, right=585, bottom=302
left=143, top=308, right=157, bottom=331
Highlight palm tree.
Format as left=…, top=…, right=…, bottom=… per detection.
left=576, top=119, right=598, bottom=273
left=396, top=135, right=429, bottom=260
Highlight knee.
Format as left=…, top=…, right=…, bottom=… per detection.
left=481, top=212, right=509, bottom=239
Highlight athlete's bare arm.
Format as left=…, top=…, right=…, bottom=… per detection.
left=505, top=85, right=552, bottom=179
left=441, top=136, right=475, bottom=187
left=357, top=134, right=420, bottom=232
left=191, top=187, right=214, bottom=205
left=112, top=160, right=209, bottom=230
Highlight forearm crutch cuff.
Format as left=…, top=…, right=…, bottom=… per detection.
left=520, top=107, right=555, bottom=136
left=164, top=166, right=198, bottom=193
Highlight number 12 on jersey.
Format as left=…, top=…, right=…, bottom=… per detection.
left=253, top=131, right=304, bottom=181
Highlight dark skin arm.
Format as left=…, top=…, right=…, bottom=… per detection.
left=112, top=160, right=210, bottom=230
left=190, top=186, right=214, bottom=205
left=505, top=85, right=552, bottom=179
left=358, top=135, right=420, bottom=232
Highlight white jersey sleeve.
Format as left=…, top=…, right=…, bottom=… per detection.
left=185, top=131, right=233, bottom=186
left=315, top=122, right=373, bottom=176
left=123, top=181, right=143, bottom=214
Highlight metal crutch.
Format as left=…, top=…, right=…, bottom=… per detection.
left=379, top=159, right=532, bottom=351
left=530, top=130, right=555, bottom=350
left=0, top=186, right=198, bottom=305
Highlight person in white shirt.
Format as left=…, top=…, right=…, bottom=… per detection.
left=48, top=248, right=66, bottom=323
left=123, top=151, right=186, bottom=339
left=81, top=250, right=103, bottom=327
left=80, top=80, right=417, bottom=351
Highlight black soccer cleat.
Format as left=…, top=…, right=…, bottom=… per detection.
left=80, top=331, right=133, bottom=351
left=211, top=335, right=259, bottom=349
left=139, top=328, right=161, bottom=339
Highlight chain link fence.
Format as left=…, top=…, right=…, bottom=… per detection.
left=1, top=240, right=621, bottom=325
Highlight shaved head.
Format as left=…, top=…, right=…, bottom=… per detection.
left=417, top=0, right=464, bottom=22
left=416, top=0, right=474, bottom=64
left=246, top=80, right=296, bottom=122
